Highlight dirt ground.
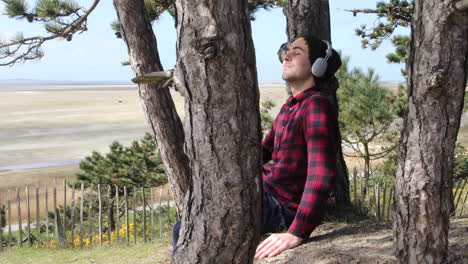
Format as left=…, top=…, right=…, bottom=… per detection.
left=254, top=218, right=468, bottom=264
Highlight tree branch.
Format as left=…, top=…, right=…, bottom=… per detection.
left=0, top=0, right=101, bottom=66
left=339, top=8, right=379, bottom=16
left=456, top=0, right=468, bottom=11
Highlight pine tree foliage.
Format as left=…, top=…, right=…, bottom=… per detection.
left=454, top=143, right=468, bottom=181
left=260, top=100, right=275, bottom=135
left=111, top=0, right=285, bottom=38
left=347, top=0, right=413, bottom=77
left=337, top=54, right=402, bottom=171
left=0, top=0, right=99, bottom=66
left=0, top=0, right=286, bottom=65
left=74, top=133, right=167, bottom=189
left=353, top=0, right=413, bottom=50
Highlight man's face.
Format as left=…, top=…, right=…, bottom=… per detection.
left=280, top=38, right=313, bottom=82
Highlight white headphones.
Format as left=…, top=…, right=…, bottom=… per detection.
left=311, top=40, right=332, bottom=78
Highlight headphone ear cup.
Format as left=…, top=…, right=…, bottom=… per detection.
left=312, top=58, right=328, bottom=78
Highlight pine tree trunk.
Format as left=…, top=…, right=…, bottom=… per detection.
left=283, top=0, right=351, bottom=207
left=112, top=0, right=190, bottom=217
left=172, top=1, right=262, bottom=263
left=394, top=1, right=468, bottom=263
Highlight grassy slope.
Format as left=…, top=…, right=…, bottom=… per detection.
left=1, top=239, right=172, bottom=264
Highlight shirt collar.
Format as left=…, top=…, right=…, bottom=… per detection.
left=286, top=86, right=319, bottom=106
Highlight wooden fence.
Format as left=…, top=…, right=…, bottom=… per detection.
left=0, top=181, right=175, bottom=250
left=350, top=169, right=468, bottom=221
left=1, top=176, right=467, bottom=250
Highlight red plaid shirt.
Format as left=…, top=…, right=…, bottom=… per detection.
left=262, top=87, right=338, bottom=239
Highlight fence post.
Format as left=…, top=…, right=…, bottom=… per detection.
left=54, top=208, right=66, bottom=248
left=360, top=175, right=364, bottom=208
left=79, top=183, right=84, bottom=249
left=133, top=190, right=137, bottom=244
left=387, top=187, right=394, bottom=221
left=150, top=188, right=154, bottom=241
left=458, top=187, right=468, bottom=217
left=124, top=186, right=129, bottom=246
left=26, top=186, right=31, bottom=246
left=454, top=179, right=467, bottom=213
left=70, top=184, right=76, bottom=248
left=0, top=190, right=2, bottom=251
left=353, top=168, right=357, bottom=203
left=16, top=187, right=22, bottom=247
left=382, top=183, right=387, bottom=221
left=142, top=187, right=147, bottom=243
left=376, top=183, right=381, bottom=221
left=98, top=184, right=102, bottom=247
left=7, top=189, right=12, bottom=248
left=107, top=185, right=112, bottom=246
left=115, top=185, right=120, bottom=244
left=45, top=184, right=49, bottom=247
left=34, top=185, right=40, bottom=246
left=167, top=188, right=171, bottom=225
left=159, top=186, right=162, bottom=238
left=453, top=179, right=464, bottom=207
left=53, top=182, right=58, bottom=247
left=63, top=179, right=67, bottom=245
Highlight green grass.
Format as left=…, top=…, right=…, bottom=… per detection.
left=0, top=239, right=171, bottom=264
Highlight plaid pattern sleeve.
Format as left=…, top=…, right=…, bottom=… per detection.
left=287, top=95, right=337, bottom=239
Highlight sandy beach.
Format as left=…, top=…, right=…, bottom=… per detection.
left=0, top=82, right=289, bottom=189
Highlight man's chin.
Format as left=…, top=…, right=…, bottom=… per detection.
left=282, top=75, right=295, bottom=82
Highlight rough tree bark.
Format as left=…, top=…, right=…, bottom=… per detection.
left=113, top=0, right=191, bottom=216
left=394, top=1, right=468, bottom=263
left=172, top=1, right=263, bottom=263
left=283, top=0, right=351, bottom=208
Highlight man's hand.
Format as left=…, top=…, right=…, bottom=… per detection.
left=255, top=233, right=303, bottom=259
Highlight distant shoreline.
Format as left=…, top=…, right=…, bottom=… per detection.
left=0, top=159, right=82, bottom=171
left=0, top=81, right=407, bottom=92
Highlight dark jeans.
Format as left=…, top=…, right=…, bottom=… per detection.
left=172, top=192, right=293, bottom=249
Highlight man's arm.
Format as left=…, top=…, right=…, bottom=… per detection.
left=288, top=96, right=336, bottom=239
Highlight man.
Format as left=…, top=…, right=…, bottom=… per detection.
left=172, top=35, right=341, bottom=259
left=255, top=35, right=341, bottom=259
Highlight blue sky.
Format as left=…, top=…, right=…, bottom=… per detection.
left=0, top=0, right=408, bottom=82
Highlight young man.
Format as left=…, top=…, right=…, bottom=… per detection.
left=255, top=35, right=341, bottom=259
left=172, top=35, right=341, bottom=259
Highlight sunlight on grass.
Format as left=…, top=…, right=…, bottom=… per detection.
left=1, top=238, right=172, bottom=264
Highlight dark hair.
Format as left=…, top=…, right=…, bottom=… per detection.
left=277, top=35, right=342, bottom=81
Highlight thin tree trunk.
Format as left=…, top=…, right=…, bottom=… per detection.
left=363, top=155, right=370, bottom=198
left=283, top=0, right=350, bottom=208
left=172, top=1, right=262, bottom=263
left=113, top=0, right=191, bottom=217
left=394, top=1, right=468, bottom=263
